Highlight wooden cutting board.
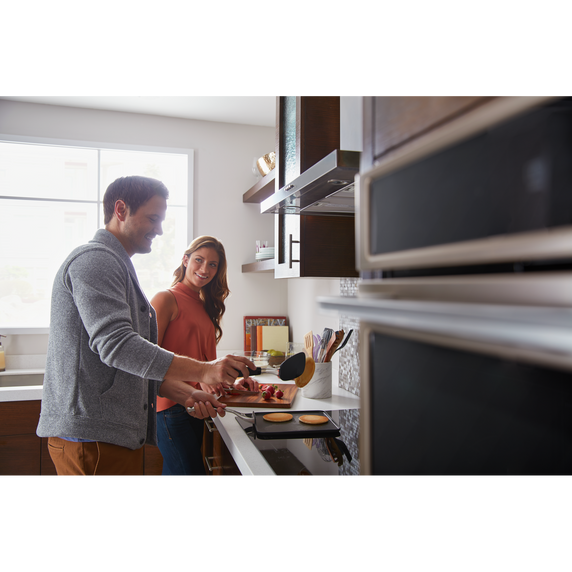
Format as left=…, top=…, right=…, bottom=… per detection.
left=220, top=383, right=298, bottom=409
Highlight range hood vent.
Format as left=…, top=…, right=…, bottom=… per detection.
left=260, top=149, right=360, bottom=216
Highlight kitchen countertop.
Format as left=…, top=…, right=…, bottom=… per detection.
left=0, top=373, right=360, bottom=476
left=0, top=384, right=43, bottom=402
left=212, top=373, right=360, bottom=475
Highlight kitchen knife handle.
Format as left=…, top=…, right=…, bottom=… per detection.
left=247, top=366, right=262, bottom=376
left=232, top=366, right=261, bottom=377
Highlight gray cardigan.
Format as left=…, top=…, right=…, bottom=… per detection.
left=37, top=229, right=175, bottom=449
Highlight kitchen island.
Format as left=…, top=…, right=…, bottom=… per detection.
left=212, top=373, right=360, bottom=475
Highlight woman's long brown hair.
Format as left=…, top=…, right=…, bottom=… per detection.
left=171, top=236, right=229, bottom=344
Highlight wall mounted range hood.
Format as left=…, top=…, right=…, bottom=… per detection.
left=260, top=149, right=360, bottom=216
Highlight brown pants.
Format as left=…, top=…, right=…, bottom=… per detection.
left=47, top=437, right=144, bottom=475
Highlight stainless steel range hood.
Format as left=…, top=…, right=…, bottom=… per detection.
left=260, top=149, right=360, bottom=216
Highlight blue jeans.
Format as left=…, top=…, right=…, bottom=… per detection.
left=156, top=404, right=206, bottom=475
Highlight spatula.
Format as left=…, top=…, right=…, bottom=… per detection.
left=294, top=356, right=316, bottom=388
left=332, top=329, right=354, bottom=356
left=258, top=351, right=307, bottom=381
left=323, top=331, right=337, bottom=361
left=304, top=330, right=314, bottom=359
left=324, top=330, right=344, bottom=362
left=317, top=328, right=334, bottom=363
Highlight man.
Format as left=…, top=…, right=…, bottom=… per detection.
left=37, top=175, right=256, bottom=475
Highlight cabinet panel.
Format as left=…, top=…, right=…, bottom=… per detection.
left=144, top=444, right=164, bottom=475
left=202, top=418, right=240, bottom=475
left=301, top=215, right=357, bottom=277
left=277, top=96, right=340, bottom=189
left=363, top=97, right=492, bottom=170
left=275, top=213, right=358, bottom=278
left=40, top=437, right=57, bottom=475
left=275, top=213, right=300, bottom=278
left=0, top=400, right=41, bottom=435
left=0, top=401, right=167, bottom=475
left=0, top=434, right=41, bottom=475
left=212, top=430, right=240, bottom=475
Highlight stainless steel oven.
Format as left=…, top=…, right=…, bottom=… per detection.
left=319, top=96, right=572, bottom=474
left=356, top=96, right=572, bottom=275
left=360, top=316, right=572, bottom=476
left=319, top=287, right=572, bottom=475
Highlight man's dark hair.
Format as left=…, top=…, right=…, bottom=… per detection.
left=103, top=176, right=170, bottom=224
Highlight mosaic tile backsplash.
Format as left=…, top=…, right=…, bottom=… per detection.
left=338, top=408, right=360, bottom=475
left=337, top=278, right=360, bottom=474
left=338, top=278, right=360, bottom=397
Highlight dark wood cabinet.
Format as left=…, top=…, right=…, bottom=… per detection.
left=0, top=400, right=43, bottom=475
left=275, top=212, right=357, bottom=278
left=202, top=418, right=240, bottom=475
left=276, top=96, right=341, bottom=190
left=361, top=96, right=493, bottom=172
left=143, top=444, right=163, bottom=475
left=242, top=96, right=359, bottom=279
left=0, top=399, right=165, bottom=475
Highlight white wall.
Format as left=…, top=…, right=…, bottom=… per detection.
left=0, top=99, right=288, bottom=353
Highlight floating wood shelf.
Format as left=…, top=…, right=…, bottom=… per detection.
left=242, top=169, right=276, bottom=204
left=241, top=259, right=275, bottom=273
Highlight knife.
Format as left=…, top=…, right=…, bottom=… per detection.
left=223, top=387, right=260, bottom=396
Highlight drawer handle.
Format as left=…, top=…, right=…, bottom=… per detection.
left=205, top=455, right=215, bottom=472
left=204, top=456, right=233, bottom=473
left=205, top=418, right=217, bottom=433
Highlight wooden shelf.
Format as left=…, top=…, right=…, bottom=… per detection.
left=243, top=169, right=276, bottom=204
left=241, top=259, right=275, bottom=273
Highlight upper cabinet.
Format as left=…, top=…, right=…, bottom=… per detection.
left=242, top=96, right=359, bottom=279
left=361, top=96, right=494, bottom=172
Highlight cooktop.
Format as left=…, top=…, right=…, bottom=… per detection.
left=236, top=408, right=360, bottom=475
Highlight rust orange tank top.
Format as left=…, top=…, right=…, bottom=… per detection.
left=156, top=281, right=217, bottom=412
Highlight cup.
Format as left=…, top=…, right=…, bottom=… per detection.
left=301, top=362, right=332, bottom=399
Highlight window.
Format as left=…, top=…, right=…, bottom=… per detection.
left=0, top=138, right=192, bottom=329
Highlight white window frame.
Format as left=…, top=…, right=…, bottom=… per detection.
left=0, top=133, right=194, bottom=334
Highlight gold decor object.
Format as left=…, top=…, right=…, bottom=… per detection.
left=256, top=152, right=276, bottom=176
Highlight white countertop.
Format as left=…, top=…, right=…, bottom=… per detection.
left=0, top=385, right=43, bottom=402
left=212, top=374, right=360, bottom=475
left=0, top=374, right=360, bottom=476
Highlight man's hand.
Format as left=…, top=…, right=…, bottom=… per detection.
left=185, top=390, right=226, bottom=419
left=165, top=354, right=256, bottom=390
left=201, top=355, right=256, bottom=388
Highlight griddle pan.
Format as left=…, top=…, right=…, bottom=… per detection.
left=234, top=410, right=341, bottom=440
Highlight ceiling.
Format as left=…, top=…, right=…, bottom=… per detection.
left=0, top=96, right=277, bottom=128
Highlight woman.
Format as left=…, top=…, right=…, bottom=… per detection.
left=151, top=236, right=256, bottom=475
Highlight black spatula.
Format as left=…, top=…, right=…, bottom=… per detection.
left=246, top=351, right=306, bottom=380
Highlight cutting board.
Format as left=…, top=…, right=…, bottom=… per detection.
left=220, top=383, right=298, bottom=409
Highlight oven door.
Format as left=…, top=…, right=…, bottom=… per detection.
left=356, top=96, right=572, bottom=274
left=356, top=303, right=572, bottom=476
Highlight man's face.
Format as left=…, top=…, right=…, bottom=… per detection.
left=120, top=194, right=167, bottom=257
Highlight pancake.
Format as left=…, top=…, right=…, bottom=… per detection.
left=263, top=412, right=293, bottom=423
left=299, top=414, right=328, bottom=425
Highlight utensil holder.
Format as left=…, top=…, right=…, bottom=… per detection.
left=301, top=362, right=332, bottom=399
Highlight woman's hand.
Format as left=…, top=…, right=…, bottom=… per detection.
left=234, top=376, right=259, bottom=393
left=199, top=382, right=224, bottom=395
